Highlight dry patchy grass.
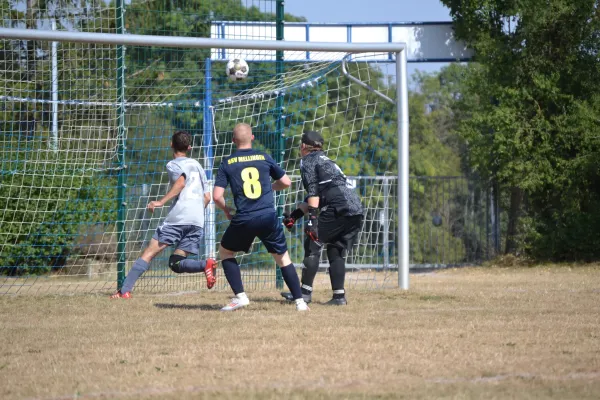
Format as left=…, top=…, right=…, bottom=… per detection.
left=1, top=266, right=600, bottom=399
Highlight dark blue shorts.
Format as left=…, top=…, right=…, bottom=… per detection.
left=152, top=224, right=204, bottom=255
left=220, top=211, right=288, bottom=255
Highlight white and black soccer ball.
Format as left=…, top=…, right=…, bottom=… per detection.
left=226, top=58, right=249, bottom=81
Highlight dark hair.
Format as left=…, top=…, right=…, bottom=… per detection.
left=301, top=130, right=324, bottom=149
left=172, top=130, right=192, bottom=152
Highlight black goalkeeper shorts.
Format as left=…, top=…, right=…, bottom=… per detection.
left=304, top=208, right=363, bottom=256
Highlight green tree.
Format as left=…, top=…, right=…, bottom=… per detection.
left=443, top=0, right=600, bottom=259
left=0, top=0, right=119, bottom=273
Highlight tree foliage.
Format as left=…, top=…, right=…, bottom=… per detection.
left=0, top=148, right=116, bottom=274
left=442, top=0, right=600, bottom=259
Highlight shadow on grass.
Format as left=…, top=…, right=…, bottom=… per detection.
left=249, top=296, right=288, bottom=304
left=154, top=297, right=292, bottom=311
left=153, top=303, right=222, bottom=311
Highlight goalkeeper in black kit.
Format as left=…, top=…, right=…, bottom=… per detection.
left=281, top=131, right=364, bottom=305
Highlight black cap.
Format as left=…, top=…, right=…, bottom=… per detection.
left=301, top=130, right=324, bottom=147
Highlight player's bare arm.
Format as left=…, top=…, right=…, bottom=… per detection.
left=272, top=174, right=291, bottom=191
left=204, top=192, right=211, bottom=208
left=147, top=175, right=186, bottom=212
left=213, top=186, right=233, bottom=220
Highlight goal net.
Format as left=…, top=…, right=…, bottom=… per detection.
left=0, top=9, right=404, bottom=295
left=209, top=54, right=400, bottom=292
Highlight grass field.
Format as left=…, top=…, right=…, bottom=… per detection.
left=1, top=266, right=600, bottom=399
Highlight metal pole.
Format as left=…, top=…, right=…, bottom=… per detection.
left=486, top=184, right=490, bottom=260
left=0, top=28, right=406, bottom=53
left=383, top=177, right=389, bottom=269
left=116, top=0, right=127, bottom=290
left=51, top=19, right=58, bottom=153
left=492, top=181, right=500, bottom=255
left=396, top=50, right=409, bottom=290
left=275, top=0, right=284, bottom=290
left=203, top=58, right=216, bottom=259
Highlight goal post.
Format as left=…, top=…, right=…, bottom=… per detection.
left=0, top=27, right=409, bottom=293
left=397, top=48, right=410, bottom=290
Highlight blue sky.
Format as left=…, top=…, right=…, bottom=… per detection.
left=285, top=0, right=452, bottom=23
left=285, top=0, right=453, bottom=76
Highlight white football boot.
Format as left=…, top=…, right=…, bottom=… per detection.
left=295, top=298, right=310, bottom=311
left=221, top=293, right=250, bottom=311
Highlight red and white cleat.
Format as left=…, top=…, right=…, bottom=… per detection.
left=109, top=291, right=132, bottom=299
left=205, top=258, right=217, bottom=289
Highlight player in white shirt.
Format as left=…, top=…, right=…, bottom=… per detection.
left=110, top=130, right=216, bottom=298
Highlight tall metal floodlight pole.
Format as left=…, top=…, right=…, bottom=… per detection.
left=0, top=27, right=411, bottom=290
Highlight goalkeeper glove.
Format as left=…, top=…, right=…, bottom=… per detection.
left=283, top=208, right=304, bottom=231
left=304, top=206, right=323, bottom=247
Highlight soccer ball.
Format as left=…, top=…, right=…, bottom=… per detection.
left=226, top=58, right=249, bottom=81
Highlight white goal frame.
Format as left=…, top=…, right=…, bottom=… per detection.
left=0, top=27, right=410, bottom=290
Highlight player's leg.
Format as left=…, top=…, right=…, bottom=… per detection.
left=169, top=226, right=217, bottom=289
left=260, top=213, right=308, bottom=311
left=316, top=210, right=357, bottom=305
left=168, top=249, right=190, bottom=272
left=301, top=238, right=322, bottom=301
left=281, top=207, right=337, bottom=304
left=325, top=245, right=347, bottom=305
left=219, top=245, right=250, bottom=311
left=111, top=236, right=168, bottom=298
left=219, top=221, right=253, bottom=311
left=280, top=236, right=320, bottom=303
left=177, top=253, right=217, bottom=289
left=272, top=252, right=309, bottom=311
left=324, top=214, right=363, bottom=306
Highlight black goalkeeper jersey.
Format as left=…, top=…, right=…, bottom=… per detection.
left=300, top=151, right=363, bottom=217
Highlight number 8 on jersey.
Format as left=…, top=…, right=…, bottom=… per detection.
left=241, top=167, right=262, bottom=199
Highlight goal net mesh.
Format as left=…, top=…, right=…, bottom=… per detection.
left=0, top=1, right=403, bottom=294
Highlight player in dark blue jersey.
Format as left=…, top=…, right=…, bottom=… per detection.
left=213, top=123, right=309, bottom=311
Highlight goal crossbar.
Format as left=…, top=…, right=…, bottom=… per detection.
left=0, top=28, right=406, bottom=53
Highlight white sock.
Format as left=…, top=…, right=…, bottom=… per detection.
left=295, top=298, right=306, bottom=305
left=236, top=292, right=248, bottom=300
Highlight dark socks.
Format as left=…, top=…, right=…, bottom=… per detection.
left=327, top=246, right=346, bottom=299
left=280, top=263, right=302, bottom=300
left=222, top=258, right=244, bottom=295
left=301, top=254, right=320, bottom=294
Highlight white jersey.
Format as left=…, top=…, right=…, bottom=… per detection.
left=163, top=157, right=209, bottom=227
